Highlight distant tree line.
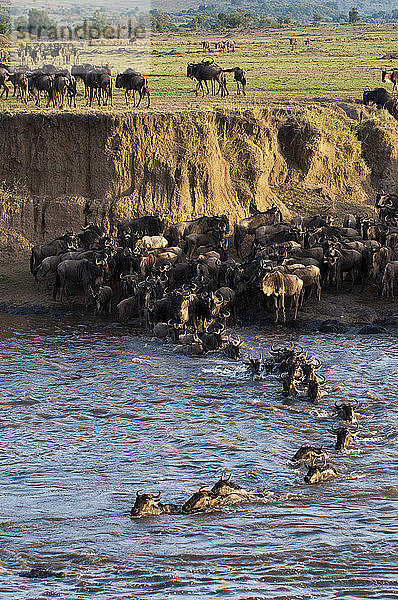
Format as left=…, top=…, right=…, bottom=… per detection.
left=4, top=3, right=398, bottom=39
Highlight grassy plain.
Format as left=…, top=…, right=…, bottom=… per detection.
left=3, top=22, right=398, bottom=113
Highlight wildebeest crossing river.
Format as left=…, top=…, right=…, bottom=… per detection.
left=1, top=312, right=397, bottom=599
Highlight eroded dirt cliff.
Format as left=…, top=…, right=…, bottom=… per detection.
left=0, top=104, right=396, bottom=254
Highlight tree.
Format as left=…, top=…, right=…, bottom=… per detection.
left=0, top=7, right=11, bottom=35
left=348, top=7, right=360, bottom=23
left=90, top=10, right=108, bottom=37
left=28, top=9, right=53, bottom=31
left=313, top=11, right=324, bottom=23
left=392, top=9, right=398, bottom=20
left=14, top=15, right=28, bottom=33
left=149, top=9, right=178, bottom=32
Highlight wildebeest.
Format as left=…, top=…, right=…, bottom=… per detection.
left=28, top=72, right=54, bottom=107
left=381, top=68, right=398, bottom=93
left=0, top=66, right=10, bottom=99
left=90, top=285, right=113, bottom=315
left=182, top=487, right=219, bottom=513
left=210, top=471, right=250, bottom=502
left=222, top=67, right=247, bottom=95
left=329, top=422, right=358, bottom=451
left=304, top=462, right=338, bottom=484
left=168, top=215, right=229, bottom=246
left=381, top=261, right=398, bottom=298
left=130, top=491, right=179, bottom=516
left=30, top=232, right=77, bottom=276
left=224, top=335, right=243, bottom=359
left=261, top=269, right=303, bottom=322
left=187, top=60, right=228, bottom=97
left=334, top=401, right=359, bottom=423
left=118, top=216, right=164, bottom=237
left=234, top=206, right=282, bottom=258
left=291, top=445, right=327, bottom=464
left=115, top=69, right=150, bottom=107
left=363, top=87, right=398, bottom=120
left=53, top=259, right=104, bottom=304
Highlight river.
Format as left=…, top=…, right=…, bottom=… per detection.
left=1, top=313, right=397, bottom=599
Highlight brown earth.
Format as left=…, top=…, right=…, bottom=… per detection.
left=0, top=103, right=397, bottom=318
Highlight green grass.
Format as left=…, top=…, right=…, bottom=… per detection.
left=3, top=22, right=398, bottom=113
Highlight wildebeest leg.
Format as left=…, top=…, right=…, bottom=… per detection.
left=273, top=295, right=279, bottom=323
left=281, top=295, right=286, bottom=323
left=294, top=292, right=301, bottom=320
left=125, top=89, right=129, bottom=105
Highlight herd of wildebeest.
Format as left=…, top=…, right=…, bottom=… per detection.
left=130, top=339, right=362, bottom=516
left=3, top=54, right=398, bottom=111
left=28, top=194, right=397, bottom=515
left=0, top=59, right=247, bottom=109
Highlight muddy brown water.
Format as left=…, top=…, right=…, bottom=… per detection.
left=0, top=312, right=397, bottom=599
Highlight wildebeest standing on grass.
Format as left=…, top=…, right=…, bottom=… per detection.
left=381, top=68, right=398, bottom=93
left=187, top=60, right=228, bottom=97
left=115, top=69, right=150, bottom=108
left=222, top=67, right=247, bottom=95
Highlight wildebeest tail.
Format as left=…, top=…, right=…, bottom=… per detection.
left=53, top=270, right=60, bottom=300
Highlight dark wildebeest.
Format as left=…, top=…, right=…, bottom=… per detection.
left=71, top=63, right=94, bottom=97
left=211, top=472, right=250, bottom=502
left=90, top=285, right=113, bottom=315
left=78, top=224, right=103, bottom=249
left=51, top=73, right=69, bottom=108
left=363, top=87, right=398, bottom=120
left=30, top=233, right=77, bottom=276
left=376, top=192, right=398, bottom=222
left=334, top=401, right=360, bottom=424
left=130, top=491, right=179, bottom=517
left=115, top=69, right=150, bottom=108
left=28, top=72, right=54, bottom=107
left=222, top=67, right=247, bottom=95
left=97, top=72, right=112, bottom=106
left=329, top=423, right=358, bottom=451
left=381, top=68, right=398, bottom=92
left=0, top=66, right=10, bottom=99
left=168, top=215, right=228, bottom=245
left=187, top=60, right=228, bottom=97
left=118, top=216, right=164, bottom=238
left=234, top=206, right=282, bottom=258
left=53, top=259, right=105, bottom=305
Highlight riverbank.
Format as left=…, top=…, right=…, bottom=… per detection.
left=1, top=256, right=397, bottom=334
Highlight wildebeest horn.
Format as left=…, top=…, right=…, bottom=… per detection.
left=334, top=400, right=342, bottom=408
left=153, top=491, right=162, bottom=499
left=330, top=422, right=340, bottom=433
left=311, top=358, right=322, bottom=370
left=199, top=486, right=210, bottom=492
left=317, top=375, right=326, bottom=384
left=136, top=489, right=143, bottom=497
